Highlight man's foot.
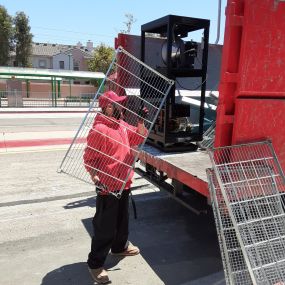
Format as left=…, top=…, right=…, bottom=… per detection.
left=88, top=267, right=110, bottom=284
left=111, top=244, right=140, bottom=256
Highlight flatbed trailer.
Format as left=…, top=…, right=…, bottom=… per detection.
left=137, top=144, right=211, bottom=214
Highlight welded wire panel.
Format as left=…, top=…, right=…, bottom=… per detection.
left=198, top=121, right=216, bottom=150
left=59, top=47, right=174, bottom=195
left=209, top=141, right=285, bottom=285
left=207, top=168, right=252, bottom=285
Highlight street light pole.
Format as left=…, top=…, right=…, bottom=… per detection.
left=68, top=53, right=72, bottom=98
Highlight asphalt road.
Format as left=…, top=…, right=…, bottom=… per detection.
left=0, top=113, right=225, bottom=285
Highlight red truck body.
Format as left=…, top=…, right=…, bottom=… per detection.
left=215, top=0, right=285, bottom=172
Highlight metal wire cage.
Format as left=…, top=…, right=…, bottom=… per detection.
left=58, top=47, right=174, bottom=197
left=208, top=141, right=285, bottom=285
left=207, top=168, right=252, bottom=285
left=198, top=121, right=216, bottom=150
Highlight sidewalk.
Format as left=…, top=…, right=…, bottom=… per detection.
left=0, top=107, right=89, bottom=113
left=0, top=130, right=82, bottom=151
left=0, top=108, right=86, bottom=152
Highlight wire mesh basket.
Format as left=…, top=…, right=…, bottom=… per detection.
left=208, top=141, right=285, bottom=285
left=207, top=168, right=252, bottom=285
left=58, top=46, right=174, bottom=197
left=198, top=121, right=216, bottom=150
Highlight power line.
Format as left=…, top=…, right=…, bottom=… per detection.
left=31, top=33, right=107, bottom=43
left=32, top=26, right=114, bottom=38
left=0, top=36, right=113, bottom=46
left=11, top=30, right=114, bottom=46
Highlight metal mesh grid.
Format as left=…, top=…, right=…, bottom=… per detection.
left=198, top=121, right=216, bottom=150
left=208, top=141, right=285, bottom=285
left=59, top=47, right=174, bottom=196
left=207, top=168, right=252, bottom=285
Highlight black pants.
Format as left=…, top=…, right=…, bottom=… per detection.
left=87, top=190, right=130, bottom=269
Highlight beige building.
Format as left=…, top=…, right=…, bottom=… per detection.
left=9, top=41, right=94, bottom=73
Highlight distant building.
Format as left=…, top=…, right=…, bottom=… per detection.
left=52, top=47, right=93, bottom=72
left=9, top=41, right=94, bottom=72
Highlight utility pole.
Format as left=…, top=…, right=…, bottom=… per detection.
left=68, top=53, right=72, bottom=98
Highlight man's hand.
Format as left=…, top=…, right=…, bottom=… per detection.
left=138, top=106, right=149, bottom=122
left=91, top=175, right=108, bottom=192
left=91, top=175, right=100, bottom=184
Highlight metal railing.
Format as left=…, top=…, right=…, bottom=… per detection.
left=0, top=91, right=97, bottom=108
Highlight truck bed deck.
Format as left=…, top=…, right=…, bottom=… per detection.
left=139, top=145, right=211, bottom=197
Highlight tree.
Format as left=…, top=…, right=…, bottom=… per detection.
left=121, top=13, right=136, bottom=34
left=88, top=43, right=115, bottom=74
left=0, top=5, right=13, bottom=66
left=14, top=11, right=33, bottom=67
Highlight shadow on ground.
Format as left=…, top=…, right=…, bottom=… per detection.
left=40, top=262, right=93, bottom=285
left=126, top=193, right=226, bottom=285
left=40, top=257, right=126, bottom=285
left=43, top=191, right=225, bottom=285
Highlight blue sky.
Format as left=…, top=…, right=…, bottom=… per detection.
left=1, top=0, right=226, bottom=47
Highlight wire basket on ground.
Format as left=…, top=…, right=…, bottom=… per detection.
left=58, top=46, right=174, bottom=197
left=207, top=168, right=252, bottom=285
left=208, top=141, right=285, bottom=285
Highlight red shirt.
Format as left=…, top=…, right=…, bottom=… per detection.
left=83, top=113, right=146, bottom=191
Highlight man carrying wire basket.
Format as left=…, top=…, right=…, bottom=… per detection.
left=83, top=90, right=148, bottom=284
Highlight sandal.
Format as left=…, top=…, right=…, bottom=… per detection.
left=111, top=244, right=140, bottom=256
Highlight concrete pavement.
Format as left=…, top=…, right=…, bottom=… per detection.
left=0, top=109, right=85, bottom=152
left=0, top=110, right=226, bottom=285
left=0, top=107, right=89, bottom=113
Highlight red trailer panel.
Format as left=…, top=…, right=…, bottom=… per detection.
left=232, top=98, right=285, bottom=171
left=215, top=0, right=285, bottom=171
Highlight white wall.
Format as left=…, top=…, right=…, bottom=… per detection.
left=32, top=56, right=52, bottom=69
left=52, top=53, right=74, bottom=70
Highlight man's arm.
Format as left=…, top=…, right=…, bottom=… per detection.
left=83, top=125, right=106, bottom=184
